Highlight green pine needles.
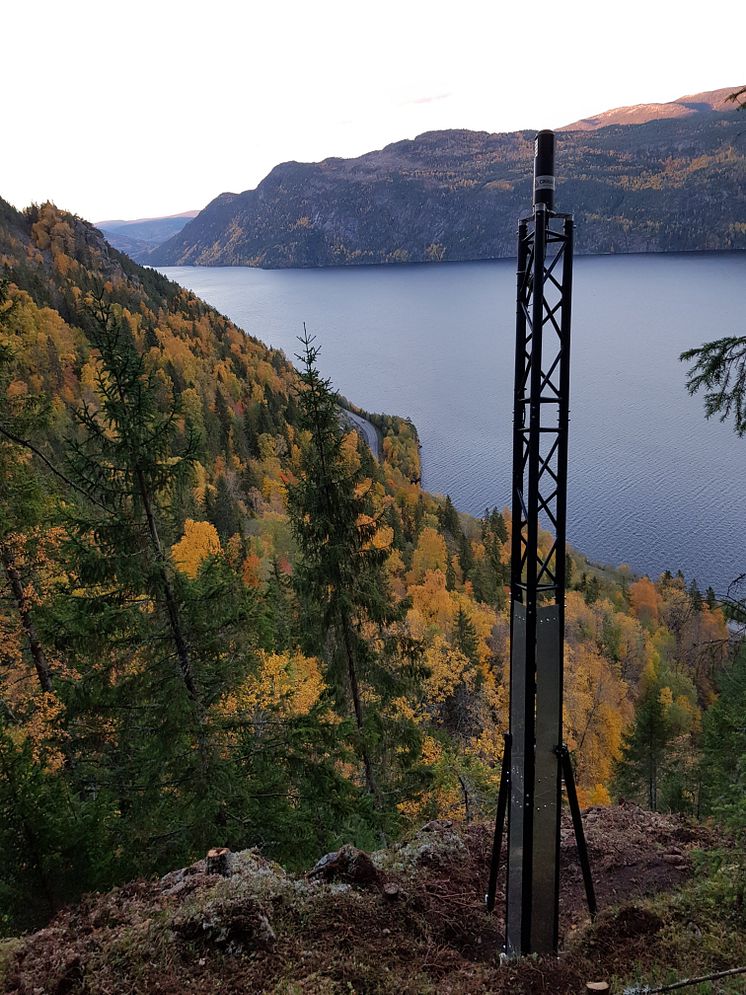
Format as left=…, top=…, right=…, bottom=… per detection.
left=287, top=328, right=425, bottom=821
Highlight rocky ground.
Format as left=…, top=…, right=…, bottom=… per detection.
left=0, top=804, right=740, bottom=994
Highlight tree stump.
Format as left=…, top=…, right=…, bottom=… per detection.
left=206, top=847, right=231, bottom=876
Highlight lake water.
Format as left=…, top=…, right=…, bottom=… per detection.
left=159, top=254, right=746, bottom=593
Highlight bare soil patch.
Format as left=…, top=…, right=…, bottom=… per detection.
left=0, top=804, right=723, bottom=994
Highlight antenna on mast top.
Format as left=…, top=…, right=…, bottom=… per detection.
left=533, top=130, right=556, bottom=210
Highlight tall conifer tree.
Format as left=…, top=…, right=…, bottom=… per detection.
left=66, top=294, right=200, bottom=702
left=287, top=330, right=420, bottom=810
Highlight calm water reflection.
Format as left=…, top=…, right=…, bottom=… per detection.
left=160, top=254, right=746, bottom=592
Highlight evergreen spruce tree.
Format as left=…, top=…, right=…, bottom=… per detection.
left=458, top=530, right=474, bottom=580
left=55, top=295, right=261, bottom=866
left=0, top=724, right=117, bottom=932
left=0, top=334, right=54, bottom=694
left=688, top=578, right=703, bottom=610
left=287, top=330, right=382, bottom=800
left=445, top=552, right=456, bottom=592
left=440, top=607, right=482, bottom=741
left=265, top=556, right=296, bottom=651
left=700, top=647, right=746, bottom=901
left=613, top=663, right=696, bottom=811
left=214, top=388, right=233, bottom=450
left=287, top=330, right=421, bottom=813
left=439, top=495, right=461, bottom=539
left=613, top=673, right=672, bottom=810
left=489, top=507, right=508, bottom=543
left=0, top=286, right=117, bottom=927
left=454, top=606, right=479, bottom=666
left=682, top=335, right=746, bottom=436
left=585, top=574, right=602, bottom=604
left=702, top=650, right=746, bottom=801
left=65, top=294, right=201, bottom=705
left=208, top=474, right=242, bottom=539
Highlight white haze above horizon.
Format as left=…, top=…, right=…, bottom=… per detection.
left=3, top=0, right=743, bottom=223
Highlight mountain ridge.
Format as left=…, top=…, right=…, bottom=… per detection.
left=558, top=84, right=739, bottom=131
left=146, top=86, right=746, bottom=269
left=96, top=210, right=200, bottom=228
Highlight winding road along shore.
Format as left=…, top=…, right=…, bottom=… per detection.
left=343, top=409, right=382, bottom=460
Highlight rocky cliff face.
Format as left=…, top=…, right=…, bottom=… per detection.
left=148, top=89, right=746, bottom=269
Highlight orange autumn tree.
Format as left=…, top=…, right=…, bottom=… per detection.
left=564, top=643, right=630, bottom=804
left=629, top=576, right=661, bottom=627
left=218, top=650, right=326, bottom=723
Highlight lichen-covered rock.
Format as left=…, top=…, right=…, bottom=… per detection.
left=372, top=819, right=467, bottom=874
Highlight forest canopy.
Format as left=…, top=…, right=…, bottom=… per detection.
left=0, top=198, right=739, bottom=937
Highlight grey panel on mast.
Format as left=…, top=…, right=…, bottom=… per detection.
left=531, top=604, right=562, bottom=952
left=506, top=601, right=527, bottom=954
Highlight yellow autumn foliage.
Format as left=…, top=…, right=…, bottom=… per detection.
left=340, top=430, right=362, bottom=472
left=408, top=527, right=448, bottom=584
left=219, top=650, right=326, bottom=720
left=171, top=520, right=222, bottom=578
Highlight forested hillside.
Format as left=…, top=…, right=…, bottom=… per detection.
left=148, top=92, right=746, bottom=268
left=0, top=199, right=740, bottom=946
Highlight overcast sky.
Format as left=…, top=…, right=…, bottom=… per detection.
left=2, top=0, right=742, bottom=223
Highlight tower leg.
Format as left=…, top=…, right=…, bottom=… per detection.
left=486, top=733, right=511, bottom=913
left=558, top=744, right=597, bottom=918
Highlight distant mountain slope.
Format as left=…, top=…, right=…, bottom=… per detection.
left=147, top=87, right=746, bottom=269
left=559, top=85, right=738, bottom=131
left=97, top=211, right=200, bottom=261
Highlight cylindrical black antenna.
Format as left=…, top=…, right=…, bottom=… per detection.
left=533, top=130, right=555, bottom=210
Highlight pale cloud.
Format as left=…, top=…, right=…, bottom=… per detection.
left=400, top=93, right=453, bottom=106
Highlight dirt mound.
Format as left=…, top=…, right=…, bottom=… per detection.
left=0, top=806, right=721, bottom=994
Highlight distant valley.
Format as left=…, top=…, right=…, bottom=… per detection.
left=141, top=86, right=745, bottom=269
left=96, top=211, right=200, bottom=259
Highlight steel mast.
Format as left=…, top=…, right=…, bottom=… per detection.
left=486, top=131, right=595, bottom=956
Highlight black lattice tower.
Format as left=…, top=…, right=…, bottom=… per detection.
left=506, top=130, right=573, bottom=955
left=485, top=131, right=597, bottom=957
